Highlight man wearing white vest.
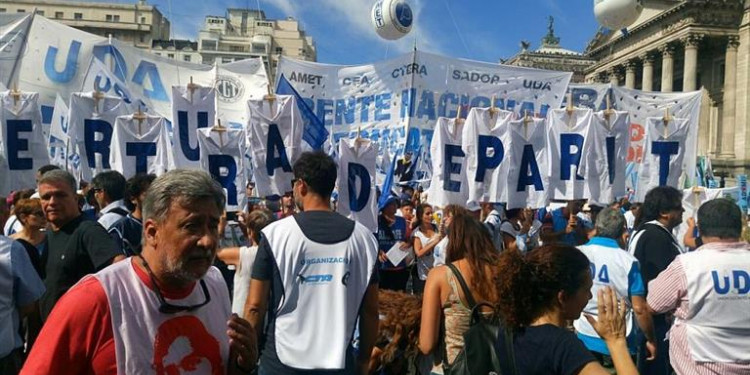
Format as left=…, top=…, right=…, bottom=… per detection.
left=246, top=151, right=379, bottom=375
left=648, top=198, right=750, bottom=375
left=22, top=170, right=257, bottom=375
left=574, top=208, right=657, bottom=363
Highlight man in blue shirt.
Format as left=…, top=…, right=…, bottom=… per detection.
left=573, top=208, right=656, bottom=363
left=377, top=196, right=410, bottom=291
left=0, top=235, right=45, bottom=374
left=541, top=200, right=588, bottom=246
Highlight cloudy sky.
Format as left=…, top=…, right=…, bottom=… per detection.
left=74, top=0, right=601, bottom=64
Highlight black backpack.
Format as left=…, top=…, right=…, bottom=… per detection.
left=442, top=263, right=518, bottom=375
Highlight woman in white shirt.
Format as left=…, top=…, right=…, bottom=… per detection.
left=411, top=203, right=441, bottom=294
left=500, top=208, right=542, bottom=252
left=216, top=208, right=275, bottom=314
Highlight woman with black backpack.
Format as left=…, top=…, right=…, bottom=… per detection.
left=418, top=213, right=500, bottom=374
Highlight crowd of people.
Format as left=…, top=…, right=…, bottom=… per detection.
left=0, top=152, right=748, bottom=375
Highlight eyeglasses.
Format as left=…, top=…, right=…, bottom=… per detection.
left=137, top=255, right=211, bottom=314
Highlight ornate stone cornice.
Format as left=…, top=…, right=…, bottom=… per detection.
left=640, top=52, right=658, bottom=64
left=659, top=43, right=678, bottom=57
left=624, top=59, right=639, bottom=71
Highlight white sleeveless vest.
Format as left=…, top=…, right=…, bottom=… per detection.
left=95, top=258, right=231, bottom=375
left=263, top=216, right=378, bottom=370
left=680, top=246, right=750, bottom=363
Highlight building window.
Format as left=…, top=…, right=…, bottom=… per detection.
left=74, top=13, right=83, bottom=20
left=252, top=44, right=265, bottom=53
left=201, top=40, right=217, bottom=51
left=141, top=16, right=146, bottom=24
left=229, top=45, right=244, bottom=52
left=106, top=14, right=112, bottom=21
left=17, top=9, right=25, bottom=13
left=168, top=53, right=174, bottom=59
left=35, top=10, right=44, bottom=16
left=0, top=9, right=6, bottom=13
left=155, top=52, right=161, bottom=56
left=139, top=34, right=145, bottom=43
left=183, top=55, right=191, bottom=62
left=114, top=15, right=120, bottom=22
left=55, top=11, right=63, bottom=18
left=275, top=47, right=283, bottom=54
left=222, top=57, right=233, bottom=64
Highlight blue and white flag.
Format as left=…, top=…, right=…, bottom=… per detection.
left=276, top=74, right=328, bottom=151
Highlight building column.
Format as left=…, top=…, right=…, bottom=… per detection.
left=641, top=53, right=656, bottom=91
left=720, top=35, right=740, bottom=158
left=660, top=44, right=677, bottom=92
left=609, top=67, right=620, bottom=86
left=682, top=34, right=703, bottom=92
left=625, top=61, right=638, bottom=89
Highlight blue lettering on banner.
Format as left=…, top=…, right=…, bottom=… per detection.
left=560, top=134, right=585, bottom=181
left=347, top=163, right=371, bottom=212
left=125, top=142, right=157, bottom=174
left=316, top=99, right=333, bottom=126
left=44, top=40, right=82, bottom=83
left=417, top=90, right=436, bottom=120
left=266, top=123, right=292, bottom=176
left=6, top=120, right=33, bottom=170
left=517, top=144, right=544, bottom=192
left=177, top=110, right=209, bottom=161
left=476, top=135, right=504, bottom=182
left=335, top=98, right=356, bottom=125
left=208, top=154, right=238, bottom=206
left=712, top=270, right=750, bottom=295
left=132, top=61, right=168, bottom=101
left=374, top=93, right=391, bottom=121
left=93, top=45, right=128, bottom=82
left=401, top=88, right=416, bottom=119
left=606, top=136, right=616, bottom=184
left=443, top=144, right=465, bottom=192
left=651, top=141, right=679, bottom=186
left=84, top=119, right=113, bottom=169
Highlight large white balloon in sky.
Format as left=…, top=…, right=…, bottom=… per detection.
left=594, top=0, right=643, bottom=30
left=371, top=0, right=413, bottom=40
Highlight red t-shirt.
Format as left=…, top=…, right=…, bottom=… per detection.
left=21, top=261, right=196, bottom=375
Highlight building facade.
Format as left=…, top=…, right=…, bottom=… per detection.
left=151, top=39, right=202, bottom=64
left=505, top=17, right=597, bottom=83
left=198, top=9, right=316, bottom=79
left=584, top=0, right=747, bottom=176
left=1, top=0, right=170, bottom=49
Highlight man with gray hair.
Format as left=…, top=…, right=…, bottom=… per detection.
left=573, top=207, right=657, bottom=365
left=36, top=169, right=122, bottom=320
left=24, top=169, right=256, bottom=374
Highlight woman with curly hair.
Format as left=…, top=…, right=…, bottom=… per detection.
left=418, top=213, right=500, bottom=372
left=370, top=290, right=423, bottom=374
left=494, top=245, right=638, bottom=375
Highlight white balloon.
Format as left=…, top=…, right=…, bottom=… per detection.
left=371, top=0, right=413, bottom=41
left=594, top=0, right=643, bottom=30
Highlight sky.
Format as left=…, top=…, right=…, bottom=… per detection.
left=73, top=0, right=602, bottom=65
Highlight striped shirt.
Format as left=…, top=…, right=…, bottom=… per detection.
left=647, top=241, right=750, bottom=375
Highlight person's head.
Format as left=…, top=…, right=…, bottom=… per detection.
left=14, top=198, right=46, bottom=230
left=635, top=186, right=683, bottom=230
left=400, top=200, right=414, bottom=219
left=594, top=207, right=626, bottom=244
left=446, top=214, right=500, bottom=302
left=244, top=208, right=276, bottom=244
left=413, top=203, right=433, bottom=230
left=91, top=171, right=127, bottom=208
left=124, top=173, right=156, bottom=212
left=245, top=180, right=255, bottom=198
left=281, top=193, right=294, bottom=210
left=0, top=198, right=8, bottom=229
left=697, top=198, right=743, bottom=241
left=380, top=196, right=399, bottom=217
left=497, top=245, right=592, bottom=329
left=480, top=202, right=494, bottom=216
left=12, top=189, right=35, bottom=208
left=566, top=200, right=586, bottom=215
left=443, top=204, right=469, bottom=230
left=377, top=290, right=423, bottom=373
left=142, top=170, right=226, bottom=286
left=36, top=164, right=61, bottom=185
left=292, top=151, right=337, bottom=211
left=38, top=169, right=80, bottom=229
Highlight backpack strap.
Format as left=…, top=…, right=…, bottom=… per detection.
left=504, top=329, right=519, bottom=375
left=446, top=263, right=476, bottom=308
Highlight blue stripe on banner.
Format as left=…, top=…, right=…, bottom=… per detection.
left=276, top=74, right=328, bottom=150
left=41, top=105, right=54, bottom=124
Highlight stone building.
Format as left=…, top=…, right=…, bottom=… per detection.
left=198, top=9, right=316, bottom=79
left=1, top=0, right=170, bottom=49
left=505, top=17, right=597, bottom=83
left=584, top=0, right=747, bottom=176
left=151, top=39, right=202, bottom=64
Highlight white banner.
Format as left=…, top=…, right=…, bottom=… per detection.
left=277, top=51, right=572, bottom=156
left=49, top=93, right=70, bottom=142
left=0, top=91, right=49, bottom=195
left=337, top=138, right=378, bottom=232
left=171, top=85, right=216, bottom=169
left=110, top=114, right=173, bottom=178
left=547, top=108, right=594, bottom=200
left=0, top=14, right=32, bottom=88
left=197, top=127, right=247, bottom=212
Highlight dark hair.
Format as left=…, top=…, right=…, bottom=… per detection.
left=91, top=171, right=127, bottom=201
left=37, top=164, right=61, bottom=176
left=496, top=245, right=590, bottom=329
left=245, top=208, right=275, bottom=243
left=12, top=189, right=35, bottom=206
left=412, top=203, right=433, bottom=230
left=124, top=174, right=157, bottom=210
left=292, top=151, right=337, bottom=198
left=400, top=199, right=414, bottom=208
left=446, top=214, right=500, bottom=303
left=634, top=186, right=682, bottom=229
left=698, top=198, right=742, bottom=239
left=443, top=204, right=470, bottom=220
left=505, top=208, right=522, bottom=219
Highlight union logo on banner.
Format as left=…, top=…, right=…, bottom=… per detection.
left=215, top=75, right=244, bottom=103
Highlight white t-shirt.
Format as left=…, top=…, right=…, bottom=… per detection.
left=412, top=228, right=438, bottom=280
left=499, top=220, right=542, bottom=252
left=231, top=245, right=258, bottom=315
